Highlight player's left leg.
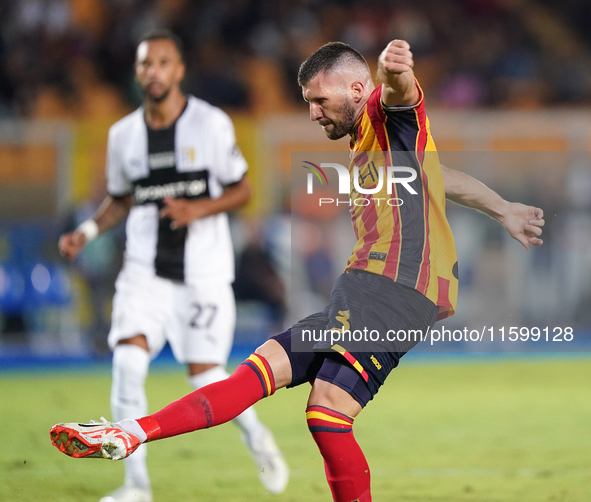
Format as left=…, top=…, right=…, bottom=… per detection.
left=49, top=308, right=323, bottom=467
left=187, top=362, right=289, bottom=494
left=306, top=358, right=372, bottom=502
left=50, top=339, right=292, bottom=458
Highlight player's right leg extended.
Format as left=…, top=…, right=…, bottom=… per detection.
left=50, top=339, right=292, bottom=459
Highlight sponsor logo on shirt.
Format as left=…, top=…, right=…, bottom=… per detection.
left=134, top=179, right=208, bottom=203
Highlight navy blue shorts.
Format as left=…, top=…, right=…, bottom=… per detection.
left=272, top=330, right=373, bottom=407
left=271, top=270, right=438, bottom=406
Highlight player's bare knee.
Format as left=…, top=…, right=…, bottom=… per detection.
left=188, top=362, right=219, bottom=377
left=117, top=334, right=149, bottom=352
left=308, top=379, right=362, bottom=418
left=188, top=364, right=228, bottom=390
left=255, top=339, right=292, bottom=390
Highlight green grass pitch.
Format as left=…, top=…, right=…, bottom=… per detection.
left=1, top=357, right=590, bottom=501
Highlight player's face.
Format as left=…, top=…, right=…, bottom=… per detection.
left=302, top=72, right=357, bottom=140
left=135, top=39, right=185, bottom=103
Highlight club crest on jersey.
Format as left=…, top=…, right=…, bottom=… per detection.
left=181, top=147, right=196, bottom=164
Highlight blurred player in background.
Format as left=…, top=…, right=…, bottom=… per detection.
left=52, top=38, right=543, bottom=502
left=57, top=29, right=288, bottom=502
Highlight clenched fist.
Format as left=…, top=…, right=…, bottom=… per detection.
left=379, top=39, right=414, bottom=74
left=58, top=231, right=87, bottom=260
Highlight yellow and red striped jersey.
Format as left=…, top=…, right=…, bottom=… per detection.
left=345, top=83, right=458, bottom=321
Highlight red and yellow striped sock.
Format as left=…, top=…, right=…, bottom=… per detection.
left=307, top=405, right=371, bottom=502
left=137, top=353, right=275, bottom=441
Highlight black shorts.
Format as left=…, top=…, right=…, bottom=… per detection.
left=272, top=270, right=438, bottom=405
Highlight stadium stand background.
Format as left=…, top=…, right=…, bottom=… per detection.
left=1, top=0, right=590, bottom=364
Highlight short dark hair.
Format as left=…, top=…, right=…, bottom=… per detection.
left=137, top=29, right=184, bottom=60
left=297, top=42, right=368, bottom=86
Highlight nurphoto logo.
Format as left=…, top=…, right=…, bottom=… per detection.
left=303, top=162, right=419, bottom=206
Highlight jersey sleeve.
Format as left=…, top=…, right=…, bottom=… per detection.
left=380, top=80, right=425, bottom=114
left=211, top=111, right=248, bottom=185
left=378, top=81, right=428, bottom=153
left=106, top=126, right=132, bottom=196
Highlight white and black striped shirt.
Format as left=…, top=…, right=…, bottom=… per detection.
left=106, top=95, right=247, bottom=284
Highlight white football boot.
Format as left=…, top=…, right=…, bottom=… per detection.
left=50, top=417, right=140, bottom=461
left=243, top=426, right=289, bottom=494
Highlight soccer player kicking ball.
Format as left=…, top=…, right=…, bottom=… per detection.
left=51, top=39, right=544, bottom=502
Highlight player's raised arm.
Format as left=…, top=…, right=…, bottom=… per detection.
left=377, top=39, right=420, bottom=107
left=441, top=165, right=545, bottom=250
left=58, top=194, right=133, bottom=259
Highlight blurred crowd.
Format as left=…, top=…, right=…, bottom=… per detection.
left=1, top=0, right=591, bottom=118
left=2, top=0, right=591, bottom=351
